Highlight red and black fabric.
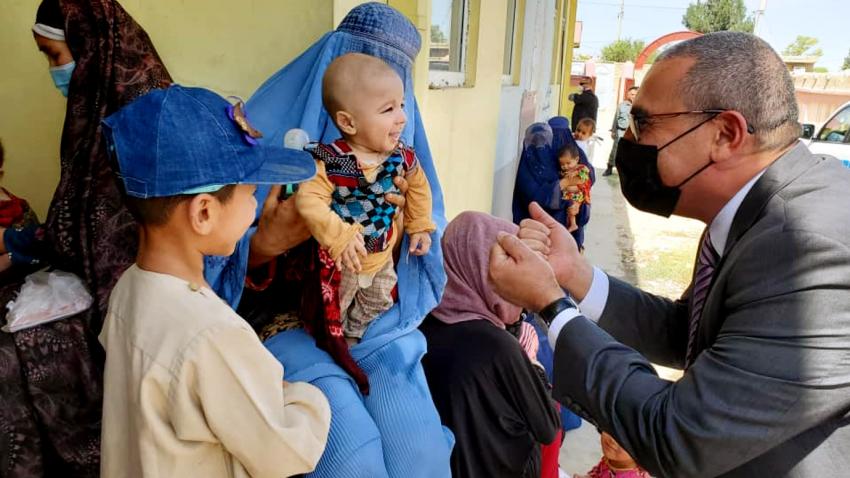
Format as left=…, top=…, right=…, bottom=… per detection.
left=239, top=240, right=372, bottom=394
left=0, top=189, right=30, bottom=228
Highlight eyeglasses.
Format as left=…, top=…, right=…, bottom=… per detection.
left=628, top=109, right=729, bottom=142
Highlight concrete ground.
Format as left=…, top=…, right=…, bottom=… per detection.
left=557, top=136, right=694, bottom=476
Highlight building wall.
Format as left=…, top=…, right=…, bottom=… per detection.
left=792, top=72, right=850, bottom=125
left=4, top=0, right=575, bottom=222
left=1, top=0, right=333, bottom=217
left=491, top=0, right=563, bottom=220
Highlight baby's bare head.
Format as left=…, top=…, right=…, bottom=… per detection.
left=322, top=53, right=401, bottom=124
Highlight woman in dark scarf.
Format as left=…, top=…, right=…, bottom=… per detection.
left=0, top=2, right=170, bottom=476
left=420, top=211, right=560, bottom=478
left=35, top=0, right=171, bottom=320
left=511, top=118, right=595, bottom=250
left=512, top=122, right=563, bottom=226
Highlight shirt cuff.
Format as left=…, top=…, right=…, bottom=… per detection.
left=577, top=266, right=609, bottom=322
left=548, top=307, right=582, bottom=349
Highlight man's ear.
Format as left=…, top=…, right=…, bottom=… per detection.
left=187, top=194, right=218, bottom=236
left=335, top=110, right=357, bottom=135
left=711, top=110, right=749, bottom=168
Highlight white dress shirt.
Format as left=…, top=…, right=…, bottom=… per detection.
left=548, top=170, right=766, bottom=348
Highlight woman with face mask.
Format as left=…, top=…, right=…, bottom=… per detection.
left=32, top=1, right=75, bottom=97
left=31, top=0, right=171, bottom=319
left=0, top=1, right=170, bottom=476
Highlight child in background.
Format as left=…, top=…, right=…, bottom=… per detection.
left=574, top=432, right=650, bottom=478
left=99, top=85, right=330, bottom=478
left=558, top=142, right=591, bottom=232
left=297, top=53, right=435, bottom=345
left=573, top=118, right=596, bottom=160
left=0, top=139, right=43, bottom=273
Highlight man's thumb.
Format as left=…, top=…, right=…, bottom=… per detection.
left=497, top=232, right=533, bottom=261
left=265, top=185, right=283, bottom=209
left=529, top=202, right=558, bottom=229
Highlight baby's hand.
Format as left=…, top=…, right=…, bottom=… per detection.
left=341, top=233, right=367, bottom=272
left=408, top=232, right=432, bottom=256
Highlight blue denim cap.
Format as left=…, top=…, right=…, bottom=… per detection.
left=102, top=85, right=316, bottom=198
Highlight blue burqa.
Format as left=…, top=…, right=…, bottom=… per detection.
left=511, top=118, right=593, bottom=248
left=204, top=3, right=452, bottom=477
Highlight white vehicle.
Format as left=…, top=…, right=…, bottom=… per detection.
left=802, top=101, right=850, bottom=168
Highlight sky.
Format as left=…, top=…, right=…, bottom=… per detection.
left=575, top=0, right=848, bottom=71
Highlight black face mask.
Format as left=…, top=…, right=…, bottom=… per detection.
left=614, top=116, right=716, bottom=217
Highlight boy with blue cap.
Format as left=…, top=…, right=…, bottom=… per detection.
left=98, top=85, right=330, bottom=478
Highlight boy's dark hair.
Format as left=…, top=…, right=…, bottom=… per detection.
left=576, top=118, right=596, bottom=133
left=628, top=86, right=639, bottom=92
left=125, top=184, right=236, bottom=227
left=557, top=142, right=581, bottom=161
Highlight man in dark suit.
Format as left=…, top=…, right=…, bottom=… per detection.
left=489, top=32, right=850, bottom=477
left=569, top=78, right=599, bottom=126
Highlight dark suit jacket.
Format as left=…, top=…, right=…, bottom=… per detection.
left=552, top=143, right=850, bottom=477
left=570, top=89, right=599, bottom=124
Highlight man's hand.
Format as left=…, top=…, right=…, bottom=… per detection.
left=517, top=218, right=550, bottom=257
left=340, top=233, right=367, bottom=273
left=249, top=185, right=311, bottom=267
left=489, top=232, right=564, bottom=312
left=525, top=202, right=594, bottom=300
left=408, top=232, right=431, bottom=256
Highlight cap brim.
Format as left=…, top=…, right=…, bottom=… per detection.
left=241, top=146, right=316, bottom=185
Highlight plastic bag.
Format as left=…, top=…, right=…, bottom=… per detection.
left=3, top=270, right=93, bottom=333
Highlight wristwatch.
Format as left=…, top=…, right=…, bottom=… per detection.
left=538, top=296, right=578, bottom=326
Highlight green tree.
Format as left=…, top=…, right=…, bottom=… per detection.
left=576, top=53, right=593, bottom=62
left=601, top=39, right=646, bottom=63
left=682, top=0, right=754, bottom=33
left=842, top=49, right=850, bottom=70
left=813, top=66, right=829, bottom=73
left=783, top=36, right=823, bottom=57
left=430, top=25, right=447, bottom=44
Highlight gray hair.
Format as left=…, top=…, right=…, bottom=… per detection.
left=658, top=31, right=800, bottom=151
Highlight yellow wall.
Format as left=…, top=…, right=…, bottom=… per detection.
left=4, top=0, right=542, bottom=221
left=415, top=0, right=509, bottom=218
left=0, top=0, right=333, bottom=218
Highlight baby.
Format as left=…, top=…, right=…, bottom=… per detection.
left=297, top=53, right=435, bottom=345
left=558, top=142, right=591, bottom=232
left=575, top=432, right=650, bottom=478
left=573, top=118, right=596, bottom=153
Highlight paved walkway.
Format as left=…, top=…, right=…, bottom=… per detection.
left=557, top=137, right=691, bottom=475
left=557, top=139, right=624, bottom=476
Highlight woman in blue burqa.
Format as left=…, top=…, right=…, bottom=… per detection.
left=204, top=4, right=453, bottom=477
left=511, top=119, right=591, bottom=436
left=511, top=117, right=593, bottom=249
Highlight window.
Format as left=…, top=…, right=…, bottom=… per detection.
left=429, top=0, right=472, bottom=88
left=502, top=0, right=518, bottom=78
left=815, top=106, right=850, bottom=143
left=550, top=0, right=566, bottom=85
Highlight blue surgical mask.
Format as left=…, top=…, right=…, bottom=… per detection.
left=49, top=61, right=76, bottom=97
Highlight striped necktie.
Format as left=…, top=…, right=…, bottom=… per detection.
left=685, top=230, right=719, bottom=369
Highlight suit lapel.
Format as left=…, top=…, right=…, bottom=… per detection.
left=692, top=144, right=820, bottom=360
left=721, top=143, right=818, bottom=260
